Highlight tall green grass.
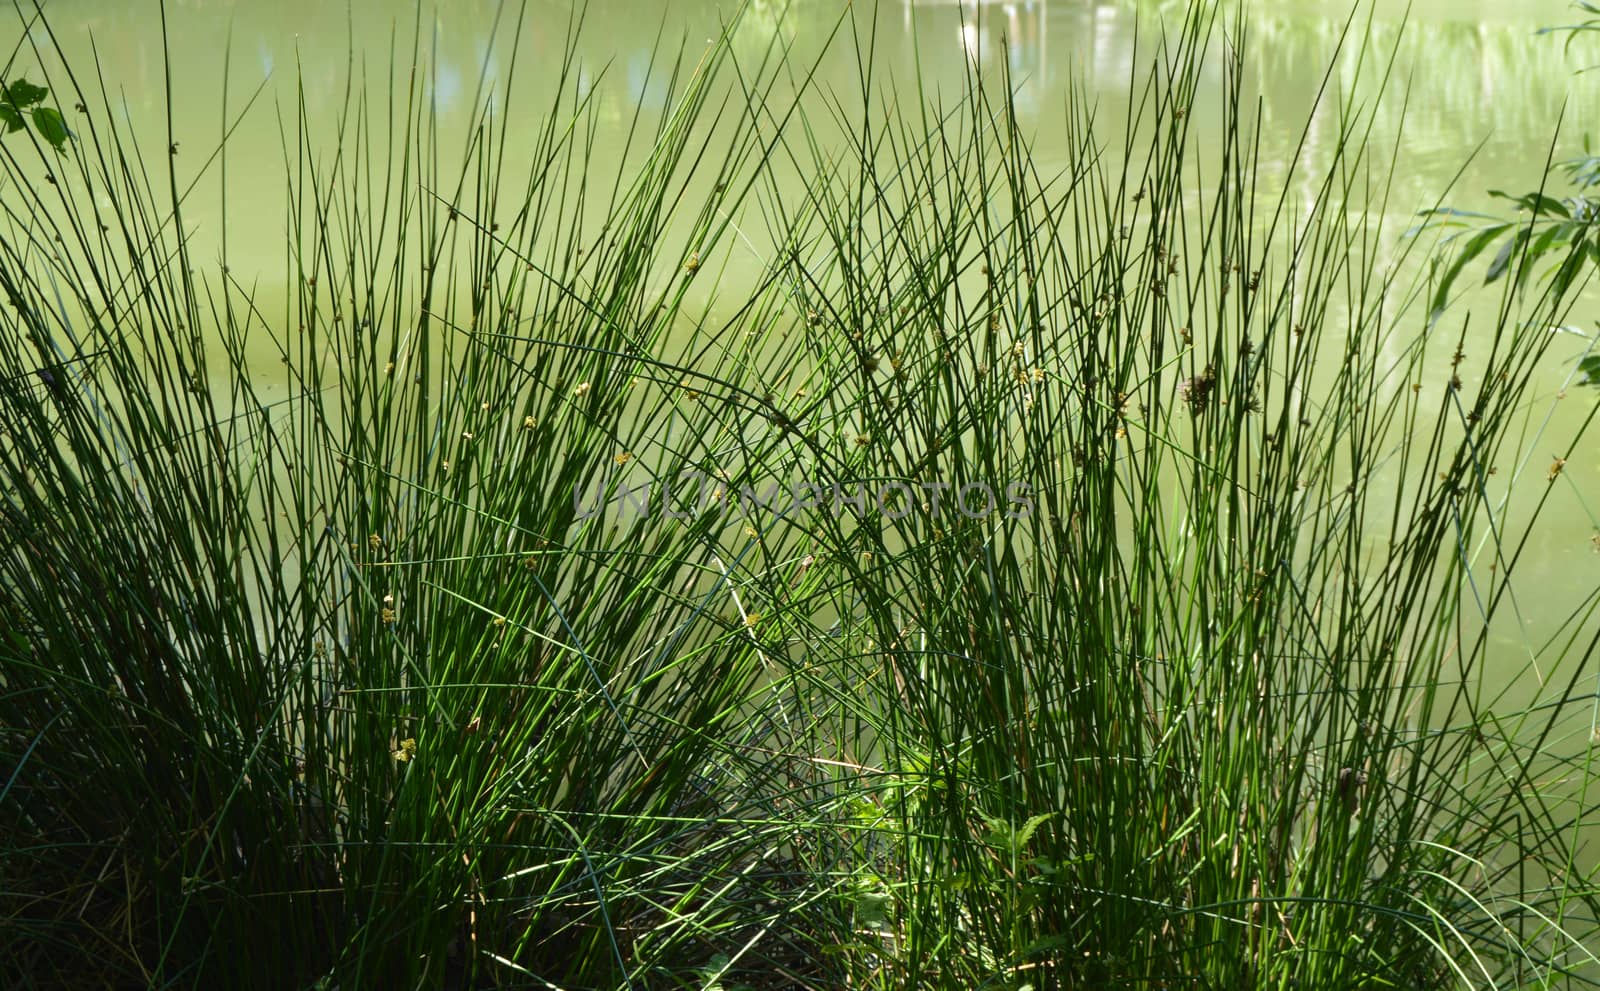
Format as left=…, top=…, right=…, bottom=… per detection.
left=2, top=1, right=1597, bottom=988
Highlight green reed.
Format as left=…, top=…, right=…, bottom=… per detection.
left=1, top=1, right=1597, bottom=988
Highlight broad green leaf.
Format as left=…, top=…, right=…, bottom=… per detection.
left=1530, top=224, right=1566, bottom=259
left=1489, top=189, right=1571, bottom=218
left=0, top=104, right=21, bottom=133
left=982, top=814, right=1010, bottom=847
left=30, top=106, right=68, bottom=150
left=1549, top=241, right=1587, bottom=299
left=5, top=79, right=48, bottom=108
left=1525, top=193, right=1572, bottom=218
left=935, top=871, right=974, bottom=892
left=1578, top=354, right=1600, bottom=387
left=1485, top=228, right=1529, bottom=284
left=1428, top=224, right=1506, bottom=323
left=853, top=886, right=891, bottom=927
left=1519, top=225, right=1572, bottom=291
left=1412, top=206, right=1500, bottom=234
left=1012, top=812, right=1053, bottom=849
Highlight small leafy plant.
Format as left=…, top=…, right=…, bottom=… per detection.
left=0, top=78, right=68, bottom=150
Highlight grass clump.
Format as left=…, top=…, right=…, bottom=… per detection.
left=2, top=1, right=1598, bottom=987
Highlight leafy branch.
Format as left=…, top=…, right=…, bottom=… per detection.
left=1419, top=2, right=1600, bottom=384
left=1419, top=187, right=1598, bottom=325
left=0, top=78, right=70, bottom=151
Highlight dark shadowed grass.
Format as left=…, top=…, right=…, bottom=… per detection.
left=2, top=1, right=1598, bottom=988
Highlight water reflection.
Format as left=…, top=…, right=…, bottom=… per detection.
left=9, top=0, right=1592, bottom=317
left=19, top=1, right=1593, bottom=183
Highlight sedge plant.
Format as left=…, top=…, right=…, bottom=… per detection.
left=1, top=1, right=1597, bottom=989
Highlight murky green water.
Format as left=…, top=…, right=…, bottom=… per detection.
left=22, top=2, right=1600, bottom=249
left=14, top=0, right=1599, bottom=739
